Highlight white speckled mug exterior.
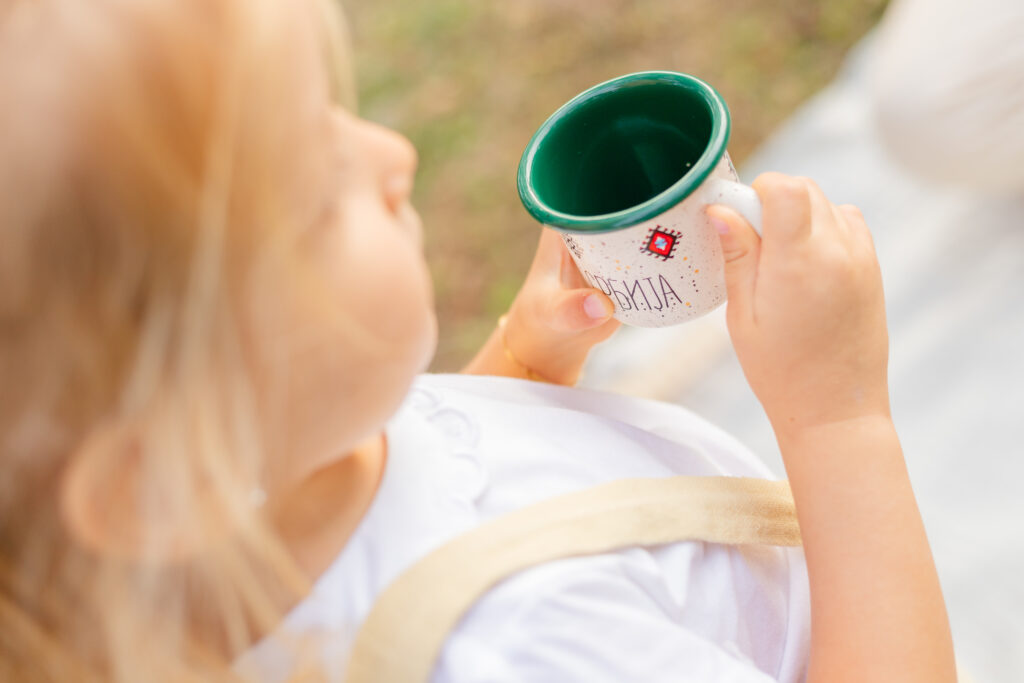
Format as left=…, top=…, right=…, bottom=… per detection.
left=518, top=72, right=762, bottom=327
left=562, top=155, right=745, bottom=327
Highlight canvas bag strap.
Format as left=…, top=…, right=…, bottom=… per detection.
left=343, top=476, right=801, bottom=683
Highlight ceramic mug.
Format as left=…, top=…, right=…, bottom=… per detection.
left=517, top=71, right=762, bottom=327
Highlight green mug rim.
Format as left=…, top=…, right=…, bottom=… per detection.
left=517, top=70, right=731, bottom=234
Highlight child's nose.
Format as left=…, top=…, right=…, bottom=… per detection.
left=354, top=119, right=416, bottom=211
left=333, top=109, right=420, bottom=211
left=355, top=118, right=416, bottom=177
left=381, top=131, right=417, bottom=209
left=385, top=130, right=418, bottom=178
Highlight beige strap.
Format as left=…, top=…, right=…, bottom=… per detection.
left=344, top=476, right=800, bottom=683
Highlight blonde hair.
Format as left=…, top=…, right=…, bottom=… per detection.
left=0, top=0, right=357, bottom=679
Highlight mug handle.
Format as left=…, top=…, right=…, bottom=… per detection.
left=702, top=177, right=763, bottom=235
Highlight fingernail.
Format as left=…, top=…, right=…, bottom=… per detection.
left=711, top=217, right=730, bottom=235
left=584, top=293, right=611, bottom=320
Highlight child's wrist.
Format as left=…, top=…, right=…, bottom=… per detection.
left=764, top=384, right=892, bottom=440
left=773, top=411, right=897, bottom=456
left=496, top=314, right=562, bottom=384
left=503, top=307, right=593, bottom=386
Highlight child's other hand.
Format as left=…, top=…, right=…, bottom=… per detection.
left=503, top=228, right=621, bottom=384
left=706, top=173, right=890, bottom=435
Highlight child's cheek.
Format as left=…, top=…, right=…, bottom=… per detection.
left=333, top=200, right=435, bottom=353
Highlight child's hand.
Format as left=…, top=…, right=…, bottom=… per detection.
left=464, top=228, right=619, bottom=385
left=706, top=173, right=890, bottom=435
left=505, top=228, right=621, bottom=384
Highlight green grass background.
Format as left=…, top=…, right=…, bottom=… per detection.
left=345, top=0, right=888, bottom=370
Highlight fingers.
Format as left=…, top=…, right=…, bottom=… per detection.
left=522, top=227, right=614, bottom=332
left=533, top=227, right=570, bottom=273
left=545, top=288, right=615, bottom=332
left=838, top=203, right=868, bottom=234
left=754, top=173, right=862, bottom=247
left=558, top=243, right=587, bottom=289
left=707, top=204, right=760, bottom=317
left=838, top=203, right=861, bottom=220
left=531, top=227, right=590, bottom=289
left=799, top=176, right=840, bottom=232
left=838, top=203, right=878, bottom=253
left=752, top=172, right=812, bottom=244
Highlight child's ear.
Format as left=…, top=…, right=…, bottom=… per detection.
left=59, top=417, right=204, bottom=562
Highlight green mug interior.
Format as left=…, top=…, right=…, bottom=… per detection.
left=518, top=71, right=730, bottom=233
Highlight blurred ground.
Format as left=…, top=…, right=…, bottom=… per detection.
left=344, top=0, right=888, bottom=370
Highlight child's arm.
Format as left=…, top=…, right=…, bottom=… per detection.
left=708, top=173, right=956, bottom=683
left=462, top=228, right=619, bottom=385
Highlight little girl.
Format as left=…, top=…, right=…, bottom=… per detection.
left=0, top=0, right=956, bottom=681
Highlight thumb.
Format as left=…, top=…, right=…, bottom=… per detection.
left=707, top=205, right=760, bottom=315
left=546, top=288, right=615, bottom=332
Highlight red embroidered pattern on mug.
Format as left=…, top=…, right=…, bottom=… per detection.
left=641, top=226, right=681, bottom=260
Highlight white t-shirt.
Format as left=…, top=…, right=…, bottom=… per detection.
left=236, top=374, right=810, bottom=682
